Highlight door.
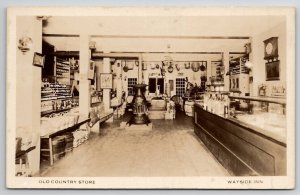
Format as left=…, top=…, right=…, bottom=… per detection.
left=157, top=78, right=164, bottom=94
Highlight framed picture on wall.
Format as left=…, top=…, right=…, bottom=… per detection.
left=266, top=60, right=280, bottom=81
left=32, top=52, right=45, bottom=68
left=100, top=73, right=113, bottom=89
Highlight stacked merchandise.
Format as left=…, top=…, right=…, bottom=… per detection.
left=56, top=58, right=70, bottom=85
left=72, top=129, right=89, bottom=148
left=40, top=109, right=80, bottom=136
left=229, top=56, right=248, bottom=75
left=41, top=82, right=72, bottom=101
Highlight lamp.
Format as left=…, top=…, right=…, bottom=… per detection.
left=18, top=36, right=33, bottom=54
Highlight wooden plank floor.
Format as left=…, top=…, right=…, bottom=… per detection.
left=39, top=111, right=229, bottom=177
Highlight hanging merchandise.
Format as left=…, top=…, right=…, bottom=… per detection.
left=122, top=60, right=128, bottom=72
left=156, top=63, right=160, bottom=69
left=161, top=67, right=166, bottom=76
left=185, top=62, right=191, bottom=69
left=142, top=62, right=147, bottom=70
left=168, top=65, right=174, bottom=73
left=127, top=60, right=134, bottom=70
left=192, top=62, right=200, bottom=72
left=175, top=63, right=181, bottom=71
left=200, top=61, right=206, bottom=71
left=135, top=60, right=139, bottom=67
left=151, top=62, right=156, bottom=69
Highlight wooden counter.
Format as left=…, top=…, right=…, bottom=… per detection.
left=194, top=104, right=286, bottom=176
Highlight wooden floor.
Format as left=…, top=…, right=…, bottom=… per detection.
left=39, top=111, right=229, bottom=177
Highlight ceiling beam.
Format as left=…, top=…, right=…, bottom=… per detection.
left=43, top=33, right=250, bottom=40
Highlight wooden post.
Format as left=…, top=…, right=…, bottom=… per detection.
left=79, top=33, right=90, bottom=120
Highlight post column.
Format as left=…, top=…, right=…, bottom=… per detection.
left=223, top=51, right=230, bottom=92
left=79, top=33, right=90, bottom=119
left=103, top=55, right=113, bottom=114
left=138, top=53, right=142, bottom=84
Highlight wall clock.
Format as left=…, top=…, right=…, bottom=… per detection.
left=263, top=37, right=278, bottom=60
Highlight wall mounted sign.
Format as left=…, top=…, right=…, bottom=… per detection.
left=32, top=52, right=45, bottom=68
left=100, top=73, right=113, bottom=89
left=266, top=60, right=280, bottom=81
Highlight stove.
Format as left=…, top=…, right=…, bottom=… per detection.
left=127, top=84, right=151, bottom=126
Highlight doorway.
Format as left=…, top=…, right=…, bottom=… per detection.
left=149, top=78, right=164, bottom=95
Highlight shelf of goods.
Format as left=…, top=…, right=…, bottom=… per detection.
left=55, top=58, right=70, bottom=85
left=41, top=82, right=79, bottom=117
left=229, top=56, right=249, bottom=95
left=40, top=107, right=90, bottom=165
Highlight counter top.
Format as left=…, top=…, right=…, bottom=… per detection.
left=194, top=103, right=286, bottom=146
left=229, top=95, right=286, bottom=105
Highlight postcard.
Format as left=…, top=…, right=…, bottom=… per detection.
left=6, top=6, right=295, bottom=189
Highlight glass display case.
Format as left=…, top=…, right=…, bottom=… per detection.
left=200, top=93, right=286, bottom=143
left=228, top=95, right=286, bottom=142
left=194, top=94, right=287, bottom=176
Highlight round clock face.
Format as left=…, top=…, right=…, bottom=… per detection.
left=266, top=42, right=273, bottom=55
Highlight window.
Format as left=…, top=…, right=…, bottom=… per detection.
left=128, top=78, right=137, bottom=96
left=176, top=78, right=185, bottom=97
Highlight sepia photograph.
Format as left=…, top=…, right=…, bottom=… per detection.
left=6, top=6, right=295, bottom=189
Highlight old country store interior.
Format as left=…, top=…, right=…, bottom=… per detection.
left=15, top=15, right=287, bottom=177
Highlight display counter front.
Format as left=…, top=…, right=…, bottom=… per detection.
left=194, top=101, right=286, bottom=176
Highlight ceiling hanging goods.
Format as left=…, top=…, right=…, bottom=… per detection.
left=200, top=61, right=206, bottom=71
left=150, top=62, right=156, bottom=70
left=142, top=62, right=147, bottom=70
left=175, top=63, right=181, bottom=71
left=161, top=67, right=166, bottom=77
left=127, top=60, right=134, bottom=70
left=122, top=60, right=128, bottom=72
left=167, top=65, right=174, bottom=73
left=192, top=61, right=200, bottom=72
left=185, top=62, right=190, bottom=69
